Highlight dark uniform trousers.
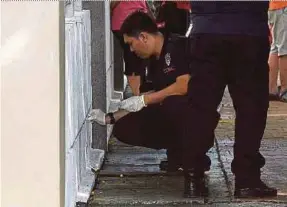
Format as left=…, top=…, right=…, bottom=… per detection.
left=113, top=95, right=212, bottom=170
left=185, top=34, right=269, bottom=181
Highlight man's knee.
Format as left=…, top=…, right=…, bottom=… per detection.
left=163, top=95, right=188, bottom=105
left=161, top=95, right=189, bottom=115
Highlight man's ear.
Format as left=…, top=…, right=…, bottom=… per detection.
left=138, top=32, right=148, bottom=43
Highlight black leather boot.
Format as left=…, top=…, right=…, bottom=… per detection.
left=234, top=179, right=277, bottom=198
left=183, top=171, right=208, bottom=198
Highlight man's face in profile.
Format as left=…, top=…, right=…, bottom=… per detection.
left=123, top=32, right=155, bottom=59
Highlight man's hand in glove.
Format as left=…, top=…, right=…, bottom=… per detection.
left=119, top=95, right=146, bottom=112
left=87, top=109, right=106, bottom=125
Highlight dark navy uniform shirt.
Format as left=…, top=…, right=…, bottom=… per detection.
left=149, top=34, right=190, bottom=91
left=190, top=1, right=269, bottom=36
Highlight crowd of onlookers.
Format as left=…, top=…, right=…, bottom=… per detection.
left=110, top=0, right=287, bottom=103
left=268, top=0, right=287, bottom=102
left=110, top=1, right=191, bottom=96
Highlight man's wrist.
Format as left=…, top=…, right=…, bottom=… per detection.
left=107, top=113, right=116, bottom=124
left=142, top=95, right=148, bottom=106
left=105, top=114, right=110, bottom=124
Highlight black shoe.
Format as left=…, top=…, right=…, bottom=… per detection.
left=159, top=160, right=183, bottom=172
left=183, top=171, right=208, bottom=198
left=269, top=93, right=279, bottom=101
left=234, top=180, right=277, bottom=198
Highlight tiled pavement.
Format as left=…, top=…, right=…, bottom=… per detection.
left=89, top=90, right=287, bottom=206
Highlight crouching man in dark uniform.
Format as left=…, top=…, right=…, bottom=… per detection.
left=88, top=11, right=213, bottom=175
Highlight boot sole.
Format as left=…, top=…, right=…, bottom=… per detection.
left=234, top=189, right=277, bottom=198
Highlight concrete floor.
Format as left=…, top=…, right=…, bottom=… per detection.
left=89, top=91, right=287, bottom=207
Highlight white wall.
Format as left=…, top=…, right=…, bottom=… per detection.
left=1, top=2, right=120, bottom=206
left=1, top=2, right=65, bottom=207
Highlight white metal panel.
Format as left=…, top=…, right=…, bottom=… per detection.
left=65, top=2, right=119, bottom=206
left=65, top=7, right=95, bottom=207
left=105, top=0, right=113, bottom=110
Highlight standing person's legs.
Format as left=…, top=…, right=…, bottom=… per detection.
left=268, top=8, right=287, bottom=101
left=268, top=52, right=279, bottom=96
left=268, top=10, right=280, bottom=96
left=277, top=7, right=287, bottom=101
left=184, top=34, right=226, bottom=197
left=228, top=35, right=277, bottom=197
left=279, top=55, right=287, bottom=101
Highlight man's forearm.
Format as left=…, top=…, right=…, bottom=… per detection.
left=113, top=109, right=130, bottom=121
left=105, top=109, right=130, bottom=124
left=140, top=90, right=155, bottom=95
left=127, top=75, right=141, bottom=96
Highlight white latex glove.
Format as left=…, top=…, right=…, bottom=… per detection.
left=119, top=95, right=146, bottom=112
left=87, top=109, right=106, bottom=125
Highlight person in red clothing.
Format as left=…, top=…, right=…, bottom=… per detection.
left=111, top=1, right=153, bottom=95
left=268, top=1, right=287, bottom=102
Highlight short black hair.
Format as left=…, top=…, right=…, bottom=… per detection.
left=120, top=11, right=158, bottom=37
